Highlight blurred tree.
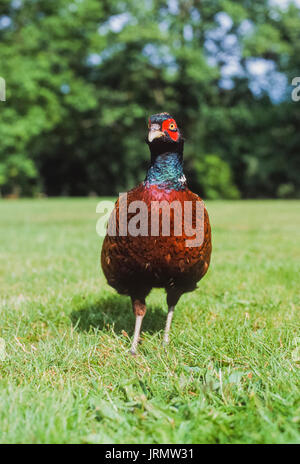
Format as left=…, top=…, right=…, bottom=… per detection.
left=0, top=0, right=299, bottom=198
left=190, top=154, right=240, bottom=200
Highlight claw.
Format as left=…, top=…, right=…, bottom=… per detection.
left=130, top=349, right=137, bottom=357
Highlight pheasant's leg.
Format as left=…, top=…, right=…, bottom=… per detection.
left=164, top=288, right=182, bottom=346
left=131, top=314, right=144, bottom=355
left=130, top=297, right=146, bottom=355
left=163, top=306, right=174, bottom=345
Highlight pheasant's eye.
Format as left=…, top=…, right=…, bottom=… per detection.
left=160, top=118, right=179, bottom=140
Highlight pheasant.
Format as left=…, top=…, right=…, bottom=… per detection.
left=101, top=112, right=212, bottom=354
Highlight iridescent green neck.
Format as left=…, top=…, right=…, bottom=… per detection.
left=145, top=152, right=186, bottom=191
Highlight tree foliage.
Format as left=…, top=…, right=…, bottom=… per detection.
left=0, top=0, right=299, bottom=198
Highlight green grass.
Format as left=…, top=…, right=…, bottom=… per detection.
left=0, top=198, right=299, bottom=444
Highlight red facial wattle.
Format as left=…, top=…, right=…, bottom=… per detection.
left=162, top=118, right=179, bottom=142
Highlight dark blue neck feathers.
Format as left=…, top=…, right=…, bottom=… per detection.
left=145, top=152, right=186, bottom=191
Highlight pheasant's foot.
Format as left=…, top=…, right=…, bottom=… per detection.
left=163, top=306, right=174, bottom=346
left=130, top=314, right=144, bottom=355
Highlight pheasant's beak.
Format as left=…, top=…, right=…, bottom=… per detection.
left=148, top=123, right=165, bottom=142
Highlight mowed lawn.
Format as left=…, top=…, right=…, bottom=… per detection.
left=0, top=198, right=299, bottom=444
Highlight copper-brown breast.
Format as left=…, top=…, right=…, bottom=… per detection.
left=101, top=183, right=212, bottom=295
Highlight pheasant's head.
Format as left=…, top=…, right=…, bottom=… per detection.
left=147, top=112, right=183, bottom=155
